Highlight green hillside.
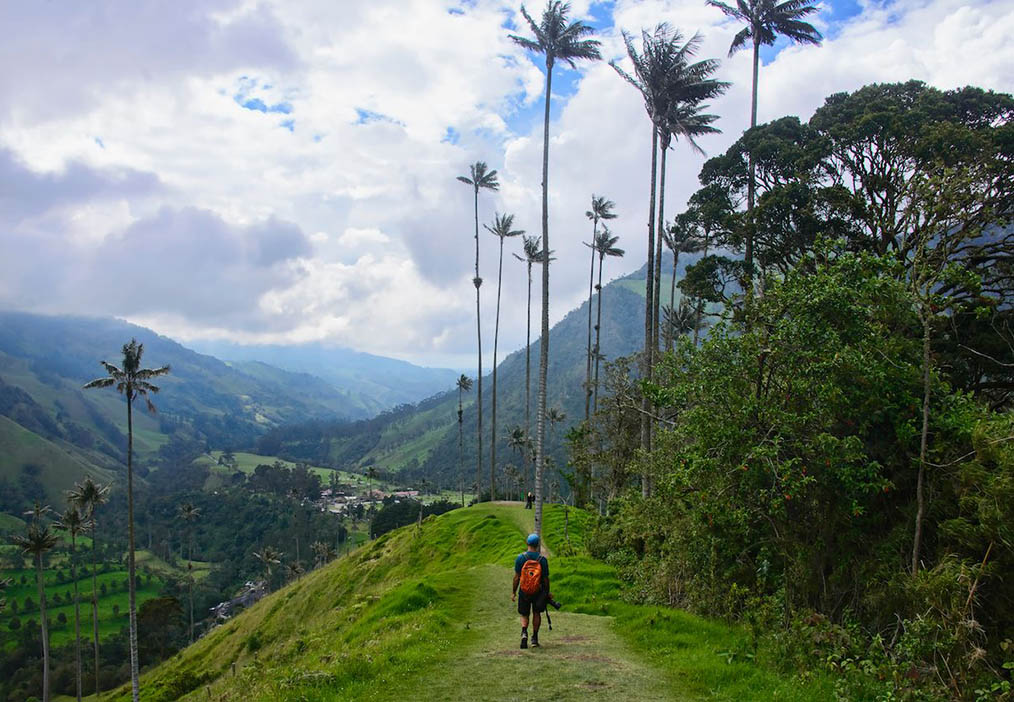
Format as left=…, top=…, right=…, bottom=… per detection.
left=256, top=260, right=667, bottom=487
left=97, top=503, right=831, bottom=701
left=0, top=415, right=116, bottom=504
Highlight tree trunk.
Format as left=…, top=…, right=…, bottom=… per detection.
left=188, top=529, right=194, bottom=643
left=473, top=188, right=484, bottom=500
left=38, top=552, right=51, bottom=702
left=73, top=533, right=82, bottom=702
left=694, top=235, right=709, bottom=347
left=912, top=313, right=932, bottom=574
left=745, top=38, right=759, bottom=291
left=126, top=394, right=140, bottom=702
left=534, top=59, right=553, bottom=537
left=641, top=126, right=659, bottom=497
left=491, top=236, right=506, bottom=501
left=525, top=261, right=533, bottom=493
left=593, top=252, right=605, bottom=413
left=90, top=524, right=100, bottom=698
left=458, top=388, right=465, bottom=506
left=585, top=216, right=598, bottom=421
left=654, top=143, right=667, bottom=355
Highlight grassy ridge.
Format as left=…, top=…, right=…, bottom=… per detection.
left=89, top=504, right=832, bottom=701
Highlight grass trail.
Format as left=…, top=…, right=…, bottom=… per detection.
left=377, top=563, right=674, bottom=701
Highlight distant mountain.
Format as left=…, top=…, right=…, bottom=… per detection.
left=188, top=340, right=459, bottom=413
left=0, top=311, right=382, bottom=501
left=255, top=256, right=680, bottom=489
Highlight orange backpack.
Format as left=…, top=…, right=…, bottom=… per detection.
left=519, top=554, right=543, bottom=595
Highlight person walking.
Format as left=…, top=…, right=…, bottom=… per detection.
left=512, top=533, right=550, bottom=649
left=525, top=491, right=533, bottom=509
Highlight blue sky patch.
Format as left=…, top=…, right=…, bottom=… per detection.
left=442, top=127, right=460, bottom=144
left=354, top=108, right=403, bottom=126
left=94, top=137, right=105, bottom=149
left=237, top=96, right=293, bottom=114
left=280, top=119, right=294, bottom=132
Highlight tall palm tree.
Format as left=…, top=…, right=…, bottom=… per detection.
left=506, top=425, right=527, bottom=493
left=707, top=0, right=822, bottom=284
left=510, top=0, right=601, bottom=537
left=513, top=235, right=544, bottom=494
left=177, top=502, right=200, bottom=643
left=84, top=339, right=169, bottom=702
left=592, top=228, right=625, bottom=412
left=484, top=212, right=524, bottom=500
left=583, top=195, right=617, bottom=421
left=547, top=407, right=566, bottom=441
left=253, top=547, right=282, bottom=590
left=457, top=161, right=500, bottom=500
left=68, top=477, right=108, bottom=699
left=455, top=374, right=473, bottom=506
left=13, top=504, right=58, bottom=702
left=55, top=506, right=92, bottom=702
left=662, top=214, right=705, bottom=351
left=366, top=466, right=378, bottom=501
left=612, top=25, right=726, bottom=494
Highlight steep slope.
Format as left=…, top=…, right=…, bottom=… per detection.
left=103, top=503, right=831, bottom=701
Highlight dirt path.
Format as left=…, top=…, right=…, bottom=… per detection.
left=374, top=505, right=674, bottom=701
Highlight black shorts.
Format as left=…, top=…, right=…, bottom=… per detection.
left=517, top=589, right=548, bottom=616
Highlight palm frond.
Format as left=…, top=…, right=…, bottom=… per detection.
left=82, top=377, right=115, bottom=389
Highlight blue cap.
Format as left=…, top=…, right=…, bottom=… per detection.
left=526, top=533, right=540, bottom=546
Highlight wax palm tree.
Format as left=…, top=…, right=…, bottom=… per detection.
left=457, top=161, right=500, bottom=500
left=455, top=374, right=473, bottom=506
left=484, top=212, right=524, bottom=500
left=592, top=228, right=625, bottom=412
left=612, top=25, right=726, bottom=492
left=55, top=506, right=92, bottom=702
left=68, top=476, right=108, bottom=699
left=707, top=0, right=822, bottom=283
left=366, top=466, right=378, bottom=501
left=583, top=195, right=617, bottom=421
left=84, top=339, right=169, bottom=702
left=177, top=502, right=200, bottom=643
left=13, top=504, right=58, bottom=702
left=547, top=407, right=566, bottom=440
left=663, top=299, right=699, bottom=349
left=253, top=547, right=282, bottom=590
left=510, top=0, right=600, bottom=536
left=513, top=234, right=544, bottom=494
left=662, top=214, right=705, bottom=351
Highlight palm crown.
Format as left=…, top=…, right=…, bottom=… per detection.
left=83, top=339, right=170, bottom=413
left=456, top=374, right=473, bottom=392
left=456, top=161, right=500, bottom=193
left=708, top=0, right=823, bottom=55
left=613, top=25, right=728, bottom=151
left=509, top=1, right=601, bottom=69
left=484, top=212, right=525, bottom=241
left=68, top=477, right=109, bottom=518
left=594, top=228, right=625, bottom=259
left=586, top=195, right=617, bottom=224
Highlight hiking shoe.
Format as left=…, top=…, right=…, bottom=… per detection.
left=520, top=633, right=528, bottom=649
left=531, top=637, right=540, bottom=648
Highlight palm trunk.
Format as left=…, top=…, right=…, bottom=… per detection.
left=525, top=261, right=533, bottom=493
left=584, top=217, right=598, bottom=420
left=37, top=552, right=51, bottom=702
left=694, top=235, right=709, bottom=347
left=458, top=388, right=464, bottom=506
left=653, top=143, right=667, bottom=354
left=668, top=247, right=678, bottom=352
left=188, top=529, right=194, bottom=643
left=490, top=236, right=506, bottom=501
left=534, top=59, right=553, bottom=537
left=593, top=252, right=606, bottom=412
left=745, top=38, right=759, bottom=292
left=126, top=395, right=139, bottom=702
left=912, top=313, right=931, bottom=574
left=90, top=525, right=100, bottom=698
left=473, top=188, right=484, bottom=500
left=72, top=532, right=82, bottom=702
left=641, top=126, right=659, bottom=496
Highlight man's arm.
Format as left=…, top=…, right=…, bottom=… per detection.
left=512, top=572, right=521, bottom=601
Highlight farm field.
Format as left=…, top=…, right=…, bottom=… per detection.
left=0, top=566, right=164, bottom=648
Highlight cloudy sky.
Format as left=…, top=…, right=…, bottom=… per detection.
left=1, top=0, right=1011, bottom=369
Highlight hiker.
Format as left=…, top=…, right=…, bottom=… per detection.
left=525, top=491, right=533, bottom=509
left=512, top=532, right=550, bottom=649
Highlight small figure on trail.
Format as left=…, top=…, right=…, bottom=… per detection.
left=525, top=491, right=533, bottom=509
left=512, top=532, right=550, bottom=649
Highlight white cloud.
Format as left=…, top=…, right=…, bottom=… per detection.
left=0, top=0, right=1011, bottom=368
